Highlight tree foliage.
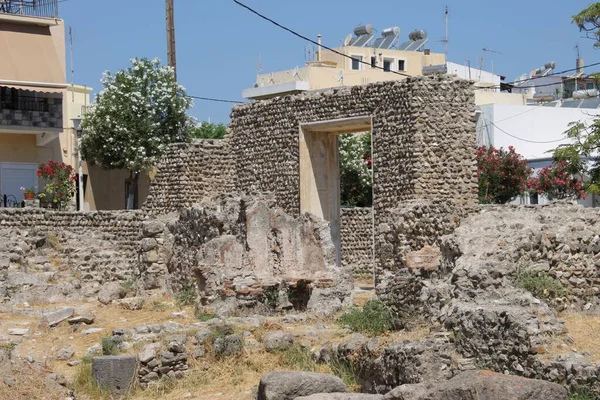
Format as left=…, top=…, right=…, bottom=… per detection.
left=552, top=120, right=600, bottom=195
left=81, top=58, right=192, bottom=172
left=572, top=3, right=600, bottom=47
left=190, top=121, right=227, bottom=139
left=527, top=161, right=586, bottom=200
left=339, top=132, right=372, bottom=207
left=476, top=145, right=531, bottom=204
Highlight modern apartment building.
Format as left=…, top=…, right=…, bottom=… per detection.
left=0, top=0, right=92, bottom=207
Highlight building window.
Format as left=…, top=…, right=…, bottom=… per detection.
left=398, top=60, right=406, bottom=71
left=383, top=59, right=392, bottom=72
left=529, top=193, right=539, bottom=205
left=371, top=56, right=376, bottom=68
left=351, top=56, right=362, bottom=70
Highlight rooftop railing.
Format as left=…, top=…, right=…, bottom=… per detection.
left=0, top=0, right=58, bottom=18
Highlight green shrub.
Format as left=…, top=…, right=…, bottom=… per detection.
left=515, top=267, right=567, bottom=299
left=338, top=299, right=393, bottom=336
left=121, top=280, right=134, bottom=292
left=195, top=309, right=216, bottom=322
left=175, top=286, right=197, bottom=306
left=101, top=337, right=121, bottom=356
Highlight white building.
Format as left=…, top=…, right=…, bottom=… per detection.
left=477, top=100, right=599, bottom=207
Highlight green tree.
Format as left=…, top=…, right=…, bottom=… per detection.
left=190, top=121, right=227, bottom=139
left=339, top=132, right=372, bottom=207
left=573, top=3, right=600, bottom=47
left=549, top=4, right=600, bottom=198
left=553, top=120, right=600, bottom=195
left=81, top=58, right=192, bottom=208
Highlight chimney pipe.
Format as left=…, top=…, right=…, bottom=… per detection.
left=577, top=57, right=585, bottom=75
left=317, top=34, right=322, bottom=62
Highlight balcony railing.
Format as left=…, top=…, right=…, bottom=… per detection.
left=0, top=94, right=62, bottom=128
left=1, top=95, right=51, bottom=112
left=0, top=0, right=58, bottom=18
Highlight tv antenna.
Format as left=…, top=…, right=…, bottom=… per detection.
left=437, top=6, right=449, bottom=60
left=479, top=47, right=503, bottom=77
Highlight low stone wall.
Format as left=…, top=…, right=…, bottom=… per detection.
left=0, top=208, right=143, bottom=246
left=143, top=139, right=235, bottom=214
left=340, top=207, right=373, bottom=278
left=0, top=208, right=146, bottom=303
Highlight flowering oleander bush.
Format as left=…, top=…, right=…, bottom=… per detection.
left=527, top=161, right=586, bottom=200
left=81, top=57, right=193, bottom=208
left=37, top=160, right=76, bottom=209
left=340, top=132, right=372, bottom=207
left=477, top=145, right=531, bottom=204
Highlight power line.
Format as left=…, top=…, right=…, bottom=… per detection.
left=232, top=0, right=410, bottom=77
left=190, top=95, right=245, bottom=104
left=489, top=121, right=569, bottom=144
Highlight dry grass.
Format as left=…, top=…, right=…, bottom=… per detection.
left=130, top=348, right=332, bottom=400
left=544, top=312, right=600, bottom=361
left=1, top=299, right=196, bottom=383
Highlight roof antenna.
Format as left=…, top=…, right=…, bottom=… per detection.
left=69, top=26, right=74, bottom=102
left=437, top=6, right=449, bottom=60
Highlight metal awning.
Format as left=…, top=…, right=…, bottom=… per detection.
left=0, top=21, right=65, bottom=85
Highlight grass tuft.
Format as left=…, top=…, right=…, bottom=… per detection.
left=101, top=336, right=121, bottom=356
left=175, top=287, right=197, bottom=307
left=71, top=357, right=111, bottom=400
left=338, top=299, right=393, bottom=336
left=569, top=388, right=596, bottom=400
left=515, top=267, right=567, bottom=299
left=279, top=345, right=319, bottom=372
left=329, top=358, right=360, bottom=391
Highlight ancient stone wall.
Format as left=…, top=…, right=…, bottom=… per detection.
left=229, top=77, right=477, bottom=219
left=163, top=194, right=353, bottom=316
left=340, top=207, right=373, bottom=278
left=0, top=208, right=146, bottom=303
left=143, top=139, right=235, bottom=214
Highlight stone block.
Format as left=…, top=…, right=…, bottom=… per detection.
left=41, top=307, right=74, bottom=327
left=92, top=355, right=137, bottom=396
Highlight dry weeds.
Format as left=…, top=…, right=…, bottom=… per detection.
left=544, top=312, right=600, bottom=361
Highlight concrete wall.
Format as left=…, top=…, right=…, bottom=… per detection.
left=249, top=47, right=447, bottom=97
left=478, top=104, right=600, bottom=159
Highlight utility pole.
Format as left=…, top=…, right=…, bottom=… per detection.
left=165, top=0, right=177, bottom=80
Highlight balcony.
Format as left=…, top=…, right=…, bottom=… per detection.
left=1, top=94, right=63, bottom=129
left=0, top=0, right=58, bottom=19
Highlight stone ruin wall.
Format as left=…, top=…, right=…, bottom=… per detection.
left=0, top=208, right=146, bottom=303
left=141, top=75, right=478, bottom=286
left=229, top=76, right=478, bottom=221
left=340, top=207, right=373, bottom=278
left=143, top=139, right=235, bottom=214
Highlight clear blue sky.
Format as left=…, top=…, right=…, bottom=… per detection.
left=61, top=0, right=596, bottom=124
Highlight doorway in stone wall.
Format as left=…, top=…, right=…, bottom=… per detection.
left=299, top=116, right=373, bottom=275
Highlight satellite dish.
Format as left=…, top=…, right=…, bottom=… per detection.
left=343, top=34, right=352, bottom=46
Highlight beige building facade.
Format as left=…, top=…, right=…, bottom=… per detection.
left=0, top=1, right=124, bottom=210
left=0, top=2, right=69, bottom=206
